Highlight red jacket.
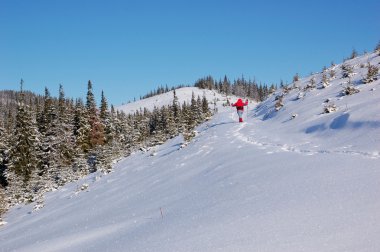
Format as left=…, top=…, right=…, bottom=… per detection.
left=231, top=99, right=248, bottom=111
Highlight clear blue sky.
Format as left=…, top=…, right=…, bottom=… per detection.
left=1, top=0, right=379, bottom=106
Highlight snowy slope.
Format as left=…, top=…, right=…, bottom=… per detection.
left=117, top=87, right=226, bottom=114
left=1, top=53, right=380, bottom=252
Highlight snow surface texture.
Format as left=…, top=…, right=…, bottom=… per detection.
left=1, top=53, right=380, bottom=252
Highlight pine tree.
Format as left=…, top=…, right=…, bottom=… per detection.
left=0, top=184, right=7, bottom=221
left=375, top=41, right=380, bottom=55
left=7, top=85, right=41, bottom=203
left=172, top=89, right=180, bottom=126
left=350, top=48, right=358, bottom=59
left=0, top=126, right=9, bottom=188
left=39, top=87, right=61, bottom=188
left=55, top=85, right=76, bottom=184
left=202, top=93, right=211, bottom=118
left=181, top=101, right=195, bottom=142
left=100, top=91, right=113, bottom=144
left=74, top=98, right=91, bottom=153
left=86, top=81, right=105, bottom=148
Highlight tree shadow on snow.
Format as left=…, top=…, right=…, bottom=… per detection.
left=305, top=113, right=380, bottom=134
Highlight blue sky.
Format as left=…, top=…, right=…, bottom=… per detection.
left=1, top=0, right=379, bottom=106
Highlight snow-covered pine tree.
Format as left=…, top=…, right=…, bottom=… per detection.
left=74, top=98, right=91, bottom=153
left=190, top=92, right=201, bottom=124
left=202, top=93, right=211, bottom=119
left=166, top=104, right=177, bottom=138
left=100, top=90, right=114, bottom=145
left=86, top=81, right=105, bottom=149
left=0, top=184, right=6, bottom=221
left=72, top=98, right=90, bottom=176
left=7, top=84, right=41, bottom=203
left=0, top=126, right=9, bottom=188
left=195, top=95, right=203, bottom=123
left=172, top=89, right=180, bottom=129
left=181, top=101, right=196, bottom=142
left=56, top=85, right=76, bottom=183
left=39, top=87, right=61, bottom=189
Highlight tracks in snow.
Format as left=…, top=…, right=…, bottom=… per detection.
left=230, top=117, right=379, bottom=160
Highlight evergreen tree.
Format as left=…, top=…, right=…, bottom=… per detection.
left=0, top=126, right=9, bottom=188
left=7, top=86, right=41, bottom=203
left=74, top=99, right=91, bottom=153
left=0, top=184, right=7, bottom=220
left=350, top=48, right=358, bottom=59
left=55, top=85, right=76, bottom=184
left=172, top=90, right=180, bottom=129
left=39, top=87, right=61, bottom=188
left=86, top=81, right=105, bottom=148
left=202, top=93, right=210, bottom=118
left=100, top=91, right=113, bottom=144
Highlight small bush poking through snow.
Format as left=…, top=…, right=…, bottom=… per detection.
left=321, top=73, right=329, bottom=88
left=296, top=92, right=304, bottom=100
left=80, top=184, right=89, bottom=191
left=324, top=103, right=337, bottom=114
left=342, top=85, right=360, bottom=96
left=304, top=77, right=316, bottom=91
left=363, top=63, right=379, bottom=84
left=341, top=64, right=354, bottom=78
left=275, top=96, right=284, bottom=111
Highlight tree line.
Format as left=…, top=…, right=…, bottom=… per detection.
left=0, top=80, right=212, bottom=218
left=194, top=75, right=275, bottom=101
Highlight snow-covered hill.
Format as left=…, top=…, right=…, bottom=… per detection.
left=0, top=53, right=379, bottom=252
left=117, top=87, right=226, bottom=114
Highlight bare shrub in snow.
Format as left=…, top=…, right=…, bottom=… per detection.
left=304, top=77, right=316, bottom=91
left=329, top=68, right=336, bottom=79
left=350, top=48, right=358, bottom=59
left=375, top=41, right=380, bottom=55
left=275, top=96, right=284, bottom=111
left=324, top=103, right=337, bottom=114
left=341, top=63, right=354, bottom=78
left=362, top=63, right=379, bottom=84
left=296, top=92, right=304, bottom=100
left=321, top=73, right=329, bottom=88
left=342, top=85, right=360, bottom=96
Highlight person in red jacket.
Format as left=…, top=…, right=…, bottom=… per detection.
left=231, top=98, right=249, bottom=122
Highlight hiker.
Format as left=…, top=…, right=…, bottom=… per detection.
left=231, top=98, right=248, bottom=122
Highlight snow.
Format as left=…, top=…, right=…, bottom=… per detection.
left=1, top=53, right=380, bottom=251
left=117, top=87, right=226, bottom=114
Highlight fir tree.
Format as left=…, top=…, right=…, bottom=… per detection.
left=0, top=126, right=9, bottom=188
left=86, top=81, right=105, bottom=148
left=7, top=86, right=41, bottom=203
left=0, top=185, right=7, bottom=220
left=202, top=93, right=210, bottom=118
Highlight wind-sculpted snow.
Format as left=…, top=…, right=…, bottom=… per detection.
left=1, top=53, right=380, bottom=251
